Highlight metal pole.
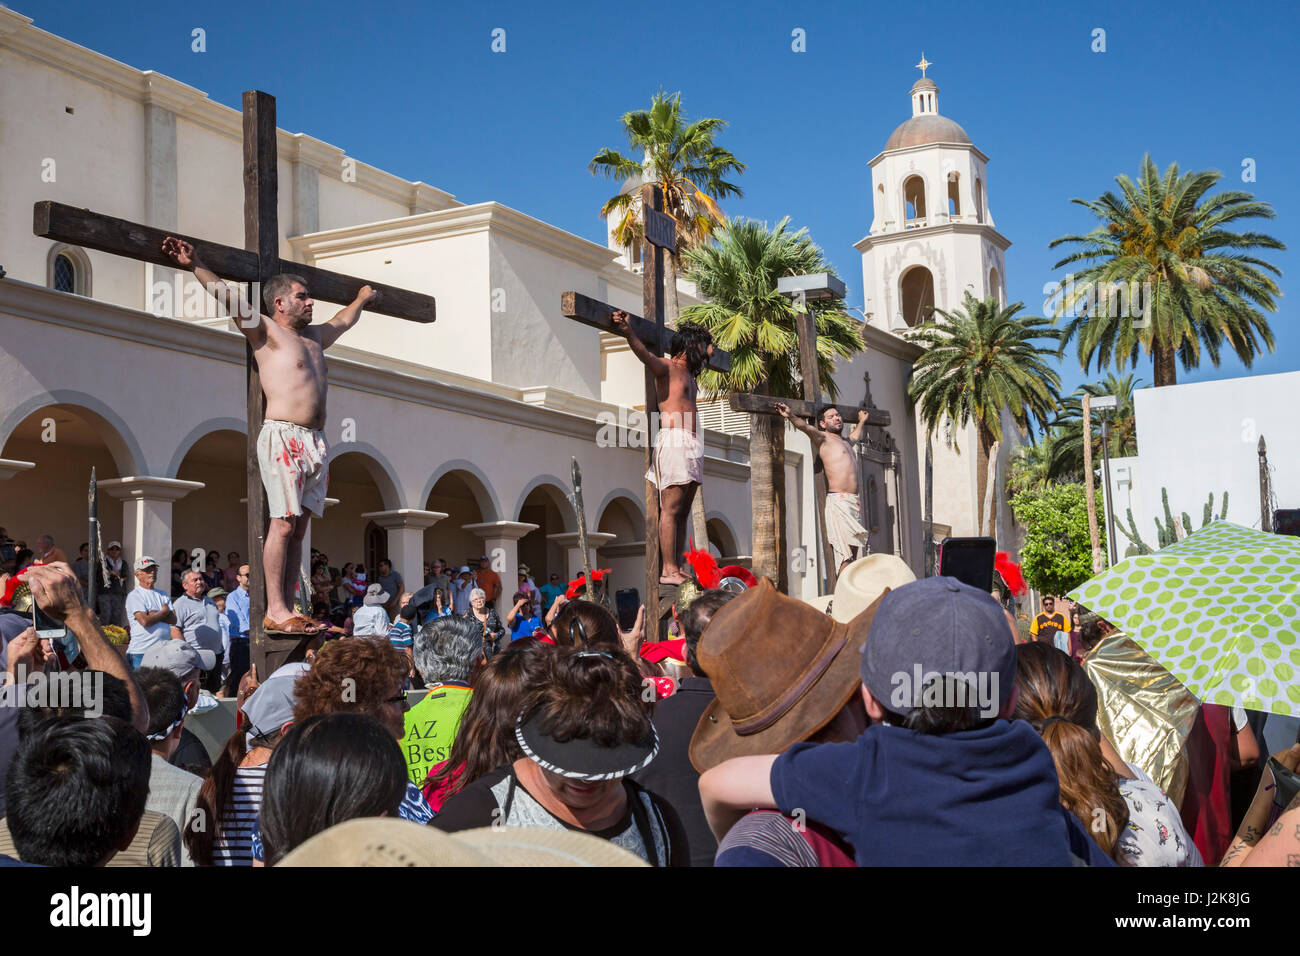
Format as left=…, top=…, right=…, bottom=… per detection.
left=1101, top=417, right=1116, bottom=566
left=87, top=468, right=99, bottom=614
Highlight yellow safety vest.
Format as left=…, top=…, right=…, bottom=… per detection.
left=401, top=683, right=473, bottom=787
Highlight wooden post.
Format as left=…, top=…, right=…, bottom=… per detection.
left=1082, top=393, right=1102, bottom=574
left=795, top=304, right=836, bottom=594
left=243, top=91, right=276, bottom=676
left=642, top=185, right=666, bottom=637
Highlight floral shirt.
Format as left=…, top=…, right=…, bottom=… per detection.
left=1116, top=776, right=1203, bottom=867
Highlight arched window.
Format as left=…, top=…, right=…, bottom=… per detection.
left=899, top=265, right=936, bottom=328
left=989, top=267, right=1002, bottom=305
left=947, top=171, right=961, bottom=218
left=974, top=178, right=984, bottom=224
left=903, top=176, right=927, bottom=227
left=46, top=244, right=92, bottom=296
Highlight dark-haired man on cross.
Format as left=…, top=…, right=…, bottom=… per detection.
left=162, top=236, right=379, bottom=635
left=613, top=312, right=713, bottom=585
left=776, top=402, right=870, bottom=574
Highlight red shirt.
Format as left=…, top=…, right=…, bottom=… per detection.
left=476, top=568, right=501, bottom=603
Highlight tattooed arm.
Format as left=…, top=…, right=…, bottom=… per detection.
left=1220, top=743, right=1300, bottom=866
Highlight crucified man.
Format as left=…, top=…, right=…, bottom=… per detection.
left=776, top=402, right=871, bottom=575
left=162, top=237, right=379, bottom=635
left=612, top=311, right=714, bottom=585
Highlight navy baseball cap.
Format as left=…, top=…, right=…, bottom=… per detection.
left=860, top=576, right=1016, bottom=718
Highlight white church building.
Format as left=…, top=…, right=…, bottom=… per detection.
left=1, top=10, right=1004, bottom=599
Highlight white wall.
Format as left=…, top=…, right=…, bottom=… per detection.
left=1131, top=372, right=1299, bottom=541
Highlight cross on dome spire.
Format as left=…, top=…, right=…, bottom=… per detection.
left=915, top=53, right=932, bottom=78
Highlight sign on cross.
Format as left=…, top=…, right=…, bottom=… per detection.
left=34, top=90, right=437, bottom=676
left=560, top=185, right=730, bottom=636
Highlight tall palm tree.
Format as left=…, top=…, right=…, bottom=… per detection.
left=1006, top=431, right=1063, bottom=496
left=681, top=217, right=864, bottom=586
left=590, top=91, right=746, bottom=325
left=1050, top=155, right=1284, bottom=386
left=1048, top=372, right=1142, bottom=481
left=908, top=293, right=1063, bottom=536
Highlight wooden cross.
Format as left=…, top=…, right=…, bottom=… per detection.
left=560, top=185, right=730, bottom=636
left=34, top=90, right=437, bottom=675
left=728, top=297, right=890, bottom=595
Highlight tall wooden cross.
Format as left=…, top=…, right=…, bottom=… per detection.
left=728, top=287, right=890, bottom=595
left=560, top=185, right=730, bottom=637
left=34, top=90, right=437, bottom=674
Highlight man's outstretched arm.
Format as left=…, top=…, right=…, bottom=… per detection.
left=318, top=285, right=381, bottom=349
left=848, top=408, right=870, bottom=442
left=774, top=403, right=826, bottom=445
left=162, top=237, right=266, bottom=346
left=611, top=311, right=670, bottom=377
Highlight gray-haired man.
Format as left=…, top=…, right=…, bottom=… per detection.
left=402, top=616, right=482, bottom=787
left=172, top=569, right=225, bottom=693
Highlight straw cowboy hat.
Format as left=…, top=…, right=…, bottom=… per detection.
left=689, top=577, right=888, bottom=773
left=277, top=818, right=648, bottom=867
left=807, top=553, right=916, bottom=623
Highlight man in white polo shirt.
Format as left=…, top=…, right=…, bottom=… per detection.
left=125, top=555, right=176, bottom=668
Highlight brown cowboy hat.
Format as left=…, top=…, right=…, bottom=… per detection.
left=689, top=577, right=885, bottom=773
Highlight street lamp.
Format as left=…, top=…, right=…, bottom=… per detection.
left=1091, top=393, right=1119, bottom=566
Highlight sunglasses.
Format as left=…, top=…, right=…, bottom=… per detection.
left=386, top=691, right=408, bottom=711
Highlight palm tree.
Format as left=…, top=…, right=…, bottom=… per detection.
left=1050, top=155, right=1284, bottom=387
left=590, top=91, right=745, bottom=325
left=908, top=293, right=1063, bottom=536
left=680, top=218, right=864, bottom=586
left=1006, top=432, right=1063, bottom=496
left=1048, top=372, right=1141, bottom=481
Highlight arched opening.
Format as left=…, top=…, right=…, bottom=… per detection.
left=903, top=176, right=927, bottom=227
left=706, top=516, right=739, bottom=561
left=874, top=183, right=886, bottom=225
left=988, top=267, right=1002, bottom=306
left=975, top=178, right=984, bottom=224
left=316, top=451, right=391, bottom=580
left=172, top=429, right=247, bottom=570
left=596, top=495, right=644, bottom=595
left=0, top=404, right=128, bottom=563
left=424, top=471, right=487, bottom=576
left=947, top=172, right=961, bottom=218
left=517, top=484, right=576, bottom=585
left=899, top=266, right=936, bottom=328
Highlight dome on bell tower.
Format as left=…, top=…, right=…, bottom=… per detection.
left=883, top=55, right=973, bottom=151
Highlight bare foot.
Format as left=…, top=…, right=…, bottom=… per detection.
left=659, top=572, right=688, bottom=586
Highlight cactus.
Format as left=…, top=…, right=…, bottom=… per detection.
left=1117, top=487, right=1227, bottom=556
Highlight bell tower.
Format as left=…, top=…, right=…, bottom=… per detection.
left=857, top=57, right=1010, bottom=335
left=854, top=58, right=1019, bottom=544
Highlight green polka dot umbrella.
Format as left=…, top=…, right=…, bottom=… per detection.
left=1069, top=522, right=1300, bottom=717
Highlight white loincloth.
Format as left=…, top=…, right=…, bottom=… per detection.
left=257, top=420, right=329, bottom=519
left=645, top=427, right=704, bottom=492
left=824, top=492, right=869, bottom=566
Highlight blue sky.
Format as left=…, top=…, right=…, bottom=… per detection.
left=16, top=0, right=1300, bottom=398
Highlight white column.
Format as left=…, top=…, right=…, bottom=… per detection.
left=100, top=476, right=204, bottom=567
left=462, top=521, right=538, bottom=603
left=362, top=509, right=449, bottom=594
left=0, top=459, right=36, bottom=481
left=546, top=531, right=617, bottom=580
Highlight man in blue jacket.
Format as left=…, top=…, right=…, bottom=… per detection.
left=700, top=576, right=1115, bottom=866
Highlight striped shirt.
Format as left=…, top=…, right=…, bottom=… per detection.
left=212, top=764, right=267, bottom=867
left=388, top=619, right=413, bottom=649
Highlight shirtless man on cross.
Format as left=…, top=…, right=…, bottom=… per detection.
left=612, top=311, right=714, bottom=585
left=162, top=236, right=379, bottom=635
left=776, top=402, right=871, bottom=575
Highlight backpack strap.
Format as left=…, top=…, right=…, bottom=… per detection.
left=623, top=779, right=663, bottom=868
